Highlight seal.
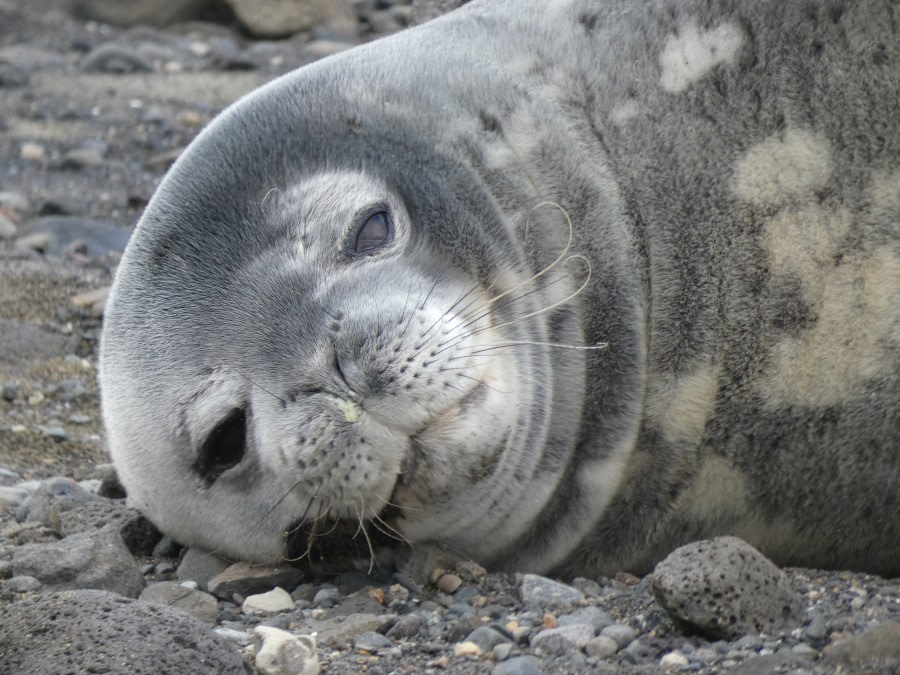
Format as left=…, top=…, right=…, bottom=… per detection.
left=99, top=0, right=900, bottom=576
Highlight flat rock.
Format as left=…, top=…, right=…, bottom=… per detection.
left=650, top=536, right=804, bottom=639
left=519, top=573, right=584, bottom=609
left=140, top=581, right=219, bottom=625
left=12, top=525, right=145, bottom=598
left=177, top=547, right=233, bottom=591
left=242, top=586, right=296, bottom=615
left=0, top=589, right=247, bottom=674
left=208, top=561, right=305, bottom=600
left=823, top=621, right=900, bottom=670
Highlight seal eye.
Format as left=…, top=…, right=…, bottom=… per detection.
left=349, top=209, right=392, bottom=255
left=196, top=408, right=246, bottom=484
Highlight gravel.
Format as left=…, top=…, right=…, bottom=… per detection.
left=2, top=1, right=899, bottom=673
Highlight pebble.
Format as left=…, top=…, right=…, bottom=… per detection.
left=139, top=581, right=219, bottom=625
left=313, top=585, right=340, bottom=607
left=0, top=214, right=16, bottom=240
left=81, top=43, right=154, bottom=73
left=6, top=575, right=42, bottom=592
left=585, top=634, right=620, bottom=658
left=242, top=587, right=295, bottom=615
left=531, top=623, right=595, bottom=654
left=600, top=622, right=638, bottom=648
left=519, top=573, right=585, bottom=608
left=353, top=631, right=392, bottom=652
left=491, top=655, right=543, bottom=675
left=214, top=627, right=253, bottom=645
left=660, top=649, right=690, bottom=669
left=253, top=626, right=318, bottom=675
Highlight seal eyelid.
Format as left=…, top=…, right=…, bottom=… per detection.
left=346, top=206, right=393, bottom=256
left=195, top=408, right=247, bottom=484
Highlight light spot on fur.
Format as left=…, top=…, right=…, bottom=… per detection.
left=870, top=168, right=900, bottom=219
left=763, top=205, right=852, bottom=275
left=610, top=100, right=642, bottom=127
left=733, top=129, right=832, bottom=206
left=659, top=19, right=744, bottom=93
left=673, top=456, right=750, bottom=523
left=760, top=200, right=900, bottom=407
left=646, top=362, right=719, bottom=445
left=671, top=458, right=801, bottom=558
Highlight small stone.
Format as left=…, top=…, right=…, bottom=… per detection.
left=519, top=573, right=585, bottom=608
left=437, top=573, right=463, bottom=594
left=600, top=623, right=637, bottom=648
left=454, top=641, right=482, bottom=657
left=0, top=215, right=15, bottom=240
left=6, top=575, right=42, bottom=593
left=313, top=585, right=340, bottom=607
left=531, top=623, right=595, bottom=655
left=71, top=287, right=110, bottom=310
left=805, top=613, right=829, bottom=641
left=660, top=650, right=690, bottom=669
left=208, top=561, right=304, bottom=600
left=242, top=587, right=295, bottom=615
left=464, top=626, right=509, bottom=653
left=214, top=627, right=252, bottom=646
left=81, top=43, right=153, bottom=73
left=791, top=643, right=817, bottom=655
left=313, top=612, right=382, bottom=649
left=254, top=626, right=318, bottom=675
left=491, top=655, right=543, bottom=675
left=558, top=605, right=612, bottom=631
left=585, top=635, right=620, bottom=659
left=493, top=642, right=514, bottom=661
left=1, top=382, right=18, bottom=401
left=59, top=148, right=105, bottom=169
left=140, top=581, right=219, bottom=625
left=386, top=612, right=426, bottom=639
left=39, top=426, right=68, bottom=442
left=177, top=548, right=232, bottom=591
left=354, top=631, right=392, bottom=652
left=20, top=142, right=45, bottom=161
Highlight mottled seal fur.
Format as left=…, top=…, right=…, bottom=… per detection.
left=100, top=0, right=900, bottom=576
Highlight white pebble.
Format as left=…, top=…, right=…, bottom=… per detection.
left=660, top=650, right=689, bottom=669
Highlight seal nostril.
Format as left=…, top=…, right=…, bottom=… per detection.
left=195, top=408, right=247, bottom=485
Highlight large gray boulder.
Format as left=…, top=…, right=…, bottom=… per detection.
left=0, top=589, right=249, bottom=674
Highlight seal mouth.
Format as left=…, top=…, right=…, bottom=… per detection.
left=282, top=381, right=491, bottom=571
left=283, top=502, right=403, bottom=571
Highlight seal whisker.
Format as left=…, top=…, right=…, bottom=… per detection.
left=220, top=364, right=286, bottom=405
left=483, top=201, right=575, bottom=307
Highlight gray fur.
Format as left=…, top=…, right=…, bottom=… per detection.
left=100, top=0, right=900, bottom=576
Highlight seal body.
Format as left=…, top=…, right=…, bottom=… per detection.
left=100, top=0, right=900, bottom=576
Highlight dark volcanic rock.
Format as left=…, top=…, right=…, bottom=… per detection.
left=0, top=589, right=248, bottom=674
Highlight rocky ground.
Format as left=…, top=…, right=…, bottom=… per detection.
left=1, top=1, right=899, bottom=673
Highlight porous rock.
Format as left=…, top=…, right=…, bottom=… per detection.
left=12, top=525, right=145, bottom=598
left=0, top=589, right=248, bottom=674
left=650, top=536, right=804, bottom=639
left=58, top=499, right=162, bottom=556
